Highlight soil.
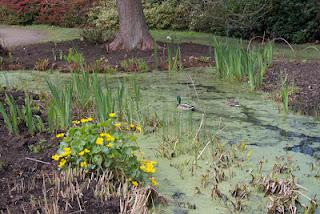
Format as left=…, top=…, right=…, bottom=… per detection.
left=1, top=39, right=213, bottom=71
left=0, top=89, right=120, bottom=213
left=263, top=61, right=320, bottom=116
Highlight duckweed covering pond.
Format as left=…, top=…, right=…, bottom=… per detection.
left=1, top=68, right=320, bottom=213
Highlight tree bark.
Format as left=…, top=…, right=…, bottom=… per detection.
left=108, top=0, right=153, bottom=51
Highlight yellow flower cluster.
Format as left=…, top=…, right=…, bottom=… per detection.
left=129, top=123, right=142, bottom=133
left=81, top=117, right=93, bottom=123
left=80, top=161, right=88, bottom=168
left=132, top=180, right=139, bottom=187
left=108, top=112, right=117, bottom=118
left=150, top=177, right=158, bottom=186
left=78, top=148, right=90, bottom=156
left=72, top=120, right=81, bottom=125
left=56, top=133, right=65, bottom=138
left=58, top=158, right=67, bottom=168
left=100, top=133, right=115, bottom=142
left=61, top=147, right=72, bottom=157
left=96, top=137, right=104, bottom=145
left=140, top=160, right=157, bottom=174
left=52, top=147, right=72, bottom=168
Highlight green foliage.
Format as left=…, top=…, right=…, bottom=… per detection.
left=281, top=76, right=289, bottom=113
left=81, top=28, right=115, bottom=44
left=120, top=58, right=149, bottom=72
left=47, top=81, right=73, bottom=130
left=0, top=93, right=45, bottom=135
left=72, top=72, right=92, bottom=111
left=88, top=0, right=320, bottom=44
left=21, top=95, right=35, bottom=135
left=214, top=37, right=273, bottom=90
left=64, top=48, right=85, bottom=71
left=52, top=117, right=158, bottom=187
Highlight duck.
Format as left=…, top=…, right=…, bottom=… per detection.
left=176, top=96, right=195, bottom=111
left=227, top=98, right=241, bottom=107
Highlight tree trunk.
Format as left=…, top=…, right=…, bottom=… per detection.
left=108, top=0, right=153, bottom=51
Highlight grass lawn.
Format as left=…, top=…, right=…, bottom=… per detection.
left=1, top=24, right=320, bottom=61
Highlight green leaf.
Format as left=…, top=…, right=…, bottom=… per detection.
left=92, top=155, right=103, bottom=166
left=92, top=145, right=102, bottom=154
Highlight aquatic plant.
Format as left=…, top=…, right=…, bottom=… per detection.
left=47, top=81, right=73, bottom=130
left=167, top=45, right=182, bottom=72
left=0, top=94, right=19, bottom=135
left=64, top=48, right=85, bottom=71
left=34, top=58, right=50, bottom=71
left=21, top=95, right=35, bottom=135
left=120, top=58, right=148, bottom=72
left=281, top=75, right=289, bottom=113
left=52, top=115, right=158, bottom=188
left=213, top=37, right=273, bottom=90
left=153, top=40, right=159, bottom=70
left=72, top=71, right=92, bottom=112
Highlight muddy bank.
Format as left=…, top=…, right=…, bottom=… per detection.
left=264, top=61, right=320, bottom=116
left=1, top=40, right=213, bottom=71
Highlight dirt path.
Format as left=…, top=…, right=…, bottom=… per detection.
left=0, top=26, right=47, bottom=47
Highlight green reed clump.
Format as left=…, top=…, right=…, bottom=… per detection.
left=72, top=72, right=92, bottom=111
left=92, top=74, right=114, bottom=122
left=281, top=76, right=289, bottom=113
left=167, top=45, right=182, bottom=72
left=213, top=38, right=273, bottom=91
left=64, top=48, right=85, bottom=71
left=47, top=81, right=73, bottom=130
left=0, top=95, right=19, bottom=135
left=21, top=95, right=35, bottom=135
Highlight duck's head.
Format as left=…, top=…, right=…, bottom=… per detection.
left=177, top=96, right=182, bottom=104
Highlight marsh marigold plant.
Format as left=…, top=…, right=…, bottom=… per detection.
left=52, top=114, right=158, bottom=187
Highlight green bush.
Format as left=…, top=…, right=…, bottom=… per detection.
left=88, top=0, right=320, bottom=44
left=52, top=114, right=158, bottom=187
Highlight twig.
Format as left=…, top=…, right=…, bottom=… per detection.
left=25, top=157, right=51, bottom=165
left=197, top=126, right=225, bottom=161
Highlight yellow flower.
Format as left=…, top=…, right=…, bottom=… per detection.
left=105, top=133, right=115, bottom=142
left=99, top=133, right=107, bottom=137
left=80, top=161, right=88, bottom=168
left=58, top=158, right=67, bottom=168
left=56, top=133, right=65, bottom=138
left=51, top=154, right=60, bottom=161
left=150, top=177, right=158, bottom=186
left=130, top=124, right=135, bottom=129
left=108, top=112, right=117, bottom=118
left=81, top=117, right=93, bottom=123
left=136, top=125, right=142, bottom=133
left=132, top=180, right=139, bottom=187
left=114, top=123, right=121, bottom=128
left=106, top=143, right=113, bottom=148
left=140, top=160, right=157, bottom=174
left=61, top=147, right=72, bottom=157
left=72, top=120, right=80, bottom=125
left=84, top=148, right=90, bottom=153
left=96, top=137, right=104, bottom=145
left=78, top=151, right=85, bottom=156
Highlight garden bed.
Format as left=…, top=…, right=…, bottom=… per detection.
left=263, top=61, right=320, bottom=116
left=1, top=40, right=213, bottom=71
left=0, top=89, right=129, bottom=213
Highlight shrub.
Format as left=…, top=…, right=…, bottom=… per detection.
left=81, top=28, right=115, bottom=44
left=0, top=0, right=93, bottom=26
left=52, top=114, right=158, bottom=187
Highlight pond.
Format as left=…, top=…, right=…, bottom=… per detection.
left=1, top=68, right=320, bottom=213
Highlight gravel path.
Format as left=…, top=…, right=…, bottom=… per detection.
left=0, top=26, right=47, bottom=47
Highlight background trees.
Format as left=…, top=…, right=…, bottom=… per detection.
left=0, top=0, right=319, bottom=44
